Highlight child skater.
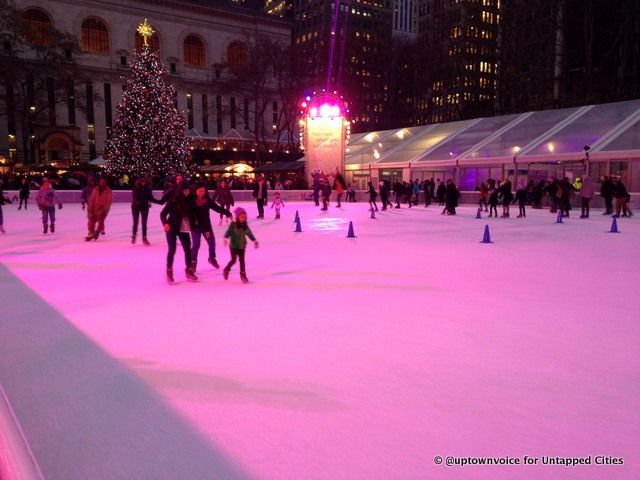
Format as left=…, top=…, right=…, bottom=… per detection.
left=488, top=187, right=499, bottom=218
left=271, top=191, right=285, bottom=219
left=223, top=207, right=259, bottom=283
left=191, top=182, right=232, bottom=272
left=514, top=185, right=527, bottom=218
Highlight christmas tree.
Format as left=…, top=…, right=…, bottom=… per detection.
left=104, top=20, right=195, bottom=178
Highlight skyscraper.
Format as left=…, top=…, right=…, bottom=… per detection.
left=267, top=0, right=393, bottom=132
left=416, top=0, right=501, bottom=124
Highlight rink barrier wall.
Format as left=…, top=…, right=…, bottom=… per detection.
left=2, top=190, right=637, bottom=209
left=0, top=384, right=44, bottom=480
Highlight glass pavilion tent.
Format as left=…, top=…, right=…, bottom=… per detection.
left=344, top=99, right=640, bottom=191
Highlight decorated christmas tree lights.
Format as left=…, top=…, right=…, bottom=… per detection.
left=104, top=19, right=195, bottom=178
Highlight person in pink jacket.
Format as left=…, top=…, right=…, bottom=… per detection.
left=86, top=177, right=113, bottom=241
left=579, top=176, right=595, bottom=218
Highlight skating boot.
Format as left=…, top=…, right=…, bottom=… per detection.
left=142, top=237, right=150, bottom=246
left=223, top=269, right=230, bottom=280
left=0, top=225, right=5, bottom=233
left=185, top=267, right=198, bottom=282
left=240, top=272, right=249, bottom=284
left=208, top=257, right=220, bottom=269
left=43, top=224, right=48, bottom=234
left=190, top=260, right=198, bottom=273
left=131, top=235, right=136, bottom=244
left=85, top=232, right=93, bottom=241
left=166, top=268, right=174, bottom=284
left=93, top=231, right=100, bottom=240
left=50, top=224, right=55, bottom=233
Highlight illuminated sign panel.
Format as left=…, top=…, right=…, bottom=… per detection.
left=302, top=93, right=349, bottom=183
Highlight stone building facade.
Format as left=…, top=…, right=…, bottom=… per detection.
left=2, top=0, right=291, bottom=166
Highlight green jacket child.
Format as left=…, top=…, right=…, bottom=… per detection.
left=223, top=207, right=259, bottom=283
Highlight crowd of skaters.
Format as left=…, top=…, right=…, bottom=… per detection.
left=0, top=171, right=634, bottom=282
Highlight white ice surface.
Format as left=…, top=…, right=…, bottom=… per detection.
left=0, top=201, right=639, bottom=479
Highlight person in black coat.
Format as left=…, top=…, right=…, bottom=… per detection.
left=514, top=186, right=527, bottom=218
left=436, top=181, right=446, bottom=206
left=498, top=180, right=513, bottom=217
left=131, top=177, right=160, bottom=245
left=190, top=182, right=232, bottom=271
left=443, top=179, right=459, bottom=215
left=559, top=177, right=574, bottom=217
left=18, top=178, right=30, bottom=210
left=600, top=176, right=615, bottom=215
left=160, top=181, right=198, bottom=283
left=253, top=176, right=268, bottom=218
left=367, top=181, right=378, bottom=211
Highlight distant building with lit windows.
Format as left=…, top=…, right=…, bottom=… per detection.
left=416, top=0, right=501, bottom=124
left=1, top=0, right=290, bottom=167
left=266, top=0, right=393, bottom=133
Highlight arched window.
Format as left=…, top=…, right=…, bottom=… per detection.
left=184, top=35, right=205, bottom=67
left=228, top=42, right=248, bottom=75
left=135, top=30, right=160, bottom=52
left=22, top=9, right=54, bottom=46
left=81, top=18, right=109, bottom=53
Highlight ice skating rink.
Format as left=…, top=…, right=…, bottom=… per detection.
left=1, top=201, right=638, bottom=479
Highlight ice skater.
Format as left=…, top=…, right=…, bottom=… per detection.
left=271, top=191, right=285, bottom=219
left=213, top=180, right=234, bottom=225
left=191, top=182, right=232, bottom=272
left=478, top=183, right=489, bottom=212
left=131, top=177, right=158, bottom=245
left=35, top=179, right=63, bottom=234
left=579, top=176, right=594, bottom=218
left=80, top=177, right=95, bottom=211
left=613, top=179, right=633, bottom=218
left=86, top=178, right=113, bottom=241
left=488, top=187, right=499, bottom=218
left=161, top=181, right=198, bottom=284
left=514, top=184, right=527, bottom=218
left=367, top=181, right=378, bottom=212
left=17, top=178, right=30, bottom=210
left=499, top=179, right=513, bottom=218
left=0, top=188, right=12, bottom=233
left=253, top=175, right=268, bottom=219
left=334, top=169, right=346, bottom=207
left=223, top=207, right=259, bottom=284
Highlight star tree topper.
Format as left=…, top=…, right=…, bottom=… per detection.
left=137, top=18, right=155, bottom=46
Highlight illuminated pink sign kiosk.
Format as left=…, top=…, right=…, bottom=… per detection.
left=300, top=93, right=350, bottom=184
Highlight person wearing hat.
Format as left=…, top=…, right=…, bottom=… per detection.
left=160, top=180, right=198, bottom=283
left=223, top=207, right=258, bottom=283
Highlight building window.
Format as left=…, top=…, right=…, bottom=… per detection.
left=22, top=9, right=54, bottom=46
left=135, top=30, right=160, bottom=52
left=227, top=42, right=248, bottom=74
left=216, top=95, right=222, bottom=134
left=104, top=83, right=112, bottom=138
left=47, top=78, right=56, bottom=126
left=184, top=35, right=205, bottom=67
left=230, top=97, right=236, bottom=129
left=187, top=92, right=194, bottom=129
left=81, top=18, right=109, bottom=53
left=202, top=94, right=208, bottom=134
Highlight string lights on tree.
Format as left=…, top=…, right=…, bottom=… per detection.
left=104, top=19, right=196, bottom=178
